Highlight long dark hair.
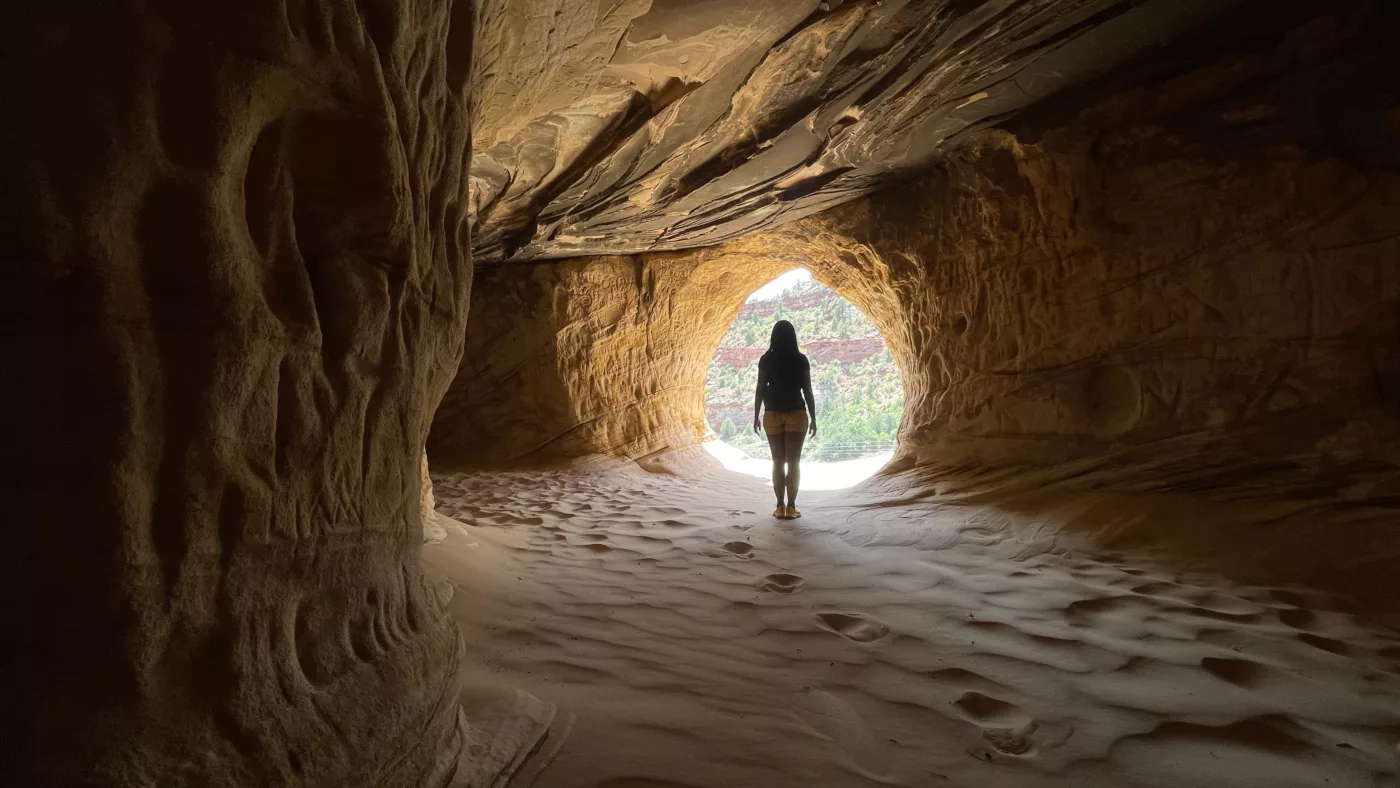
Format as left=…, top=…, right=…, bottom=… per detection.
left=768, top=320, right=800, bottom=357
left=764, top=321, right=802, bottom=382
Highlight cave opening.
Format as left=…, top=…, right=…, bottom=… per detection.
left=701, top=267, right=905, bottom=489
left=13, top=1, right=1400, bottom=787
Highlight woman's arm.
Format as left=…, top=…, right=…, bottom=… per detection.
left=802, top=364, right=818, bottom=437
left=753, top=365, right=767, bottom=434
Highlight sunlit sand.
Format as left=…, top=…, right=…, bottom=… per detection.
left=702, top=438, right=892, bottom=490
left=426, top=467, right=1400, bottom=788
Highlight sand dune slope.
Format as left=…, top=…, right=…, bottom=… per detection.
left=423, top=469, right=1400, bottom=788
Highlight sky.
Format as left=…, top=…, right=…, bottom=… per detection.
left=746, top=268, right=811, bottom=302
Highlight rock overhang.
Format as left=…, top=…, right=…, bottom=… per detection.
left=469, top=0, right=1242, bottom=262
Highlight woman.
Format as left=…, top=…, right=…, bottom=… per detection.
left=753, top=320, right=817, bottom=519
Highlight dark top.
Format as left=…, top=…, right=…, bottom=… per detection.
left=759, top=352, right=811, bottom=412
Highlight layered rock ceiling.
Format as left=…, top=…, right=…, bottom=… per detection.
left=469, top=0, right=1234, bottom=261
left=6, top=0, right=1400, bottom=786
left=434, top=3, right=1400, bottom=600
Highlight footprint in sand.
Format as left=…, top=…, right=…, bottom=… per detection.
left=1297, top=632, right=1352, bottom=656
left=760, top=573, right=805, bottom=594
left=721, top=541, right=754, bottom=559
left=1200, top=656, right=1269, bottom=687
left=953, top=691, right=1038, bottom=756
left=954, top=691, right=1030, bottom=726
left=815, top=612, right=891, bottom=643
left=1277, top=607, right=1318, bottom=630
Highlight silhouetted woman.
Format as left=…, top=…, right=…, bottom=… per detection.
left=753, top=320, right=817, bottom=519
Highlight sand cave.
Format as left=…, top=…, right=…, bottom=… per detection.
left=6, top=1, right=1400, bottom=786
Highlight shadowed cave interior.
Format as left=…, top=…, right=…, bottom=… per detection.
left=7, top=0, right=1400, bottom=786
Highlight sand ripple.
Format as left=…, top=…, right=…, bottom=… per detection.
left=424, top=469, right=1400, bottom=788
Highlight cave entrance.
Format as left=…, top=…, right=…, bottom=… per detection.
left=703, top=268, right=903, bottom=489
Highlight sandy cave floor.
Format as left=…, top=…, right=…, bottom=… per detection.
left=423, top=468, right=1400, bottom=788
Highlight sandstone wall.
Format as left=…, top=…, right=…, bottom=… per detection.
left=819, top=7, right=1400, bottom=498
left=431, top=6, right=1400, bottom=603
left=438, top=6, right=1400, bottom=501
left=429, top=253, right=787, bottom=470
left=816, top=9, right=1400, bottom=604
left=3, top=1, right=474, bottom=785
left=466, top=0, right=1225, bottom=261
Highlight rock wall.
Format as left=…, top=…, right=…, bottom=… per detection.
left=465, top=0, right=1234, bottom=261
left=429, top=253, right=787, bottom=470
left=439, top=4, right=1400, bottom=497
left=432, top=5, right=1400, bottom=603
left=3, top=1, right=474, bottom=785
left=818, top=5, right=1400, bottom=498
left=804, top=7, right=1400, bottom=603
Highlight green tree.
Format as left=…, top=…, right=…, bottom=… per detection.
left=707, top=278, right=903, bottom=457
left=719, top=418, right=738, bottom=439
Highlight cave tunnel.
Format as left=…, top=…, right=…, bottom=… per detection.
left=7, top=0, right=1400, bottom=786
left=700, top=267, right=905, bottom=489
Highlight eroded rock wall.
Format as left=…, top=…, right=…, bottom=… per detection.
left=466, top=0, right=1236, bottom=261
left=818, top=7, right=1400, bottom=499
left=3, top=1, right=473, bottom=784
left=429, top=253, right=787, bottom=470
left=433, top=5, right=1400, bottom=604
left=789, top=6, right=1400, bottom=604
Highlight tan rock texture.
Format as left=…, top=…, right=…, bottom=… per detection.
left=821, top=7, right=1400, bottom=604
left=819, top=6, right=1400, bottom=493
left=422, top=452, right=453, bottom=543
left=430, top=5, right=1400, bottom=602
left=467, top=0, right=1232, bottom=261
left=429, top=254, right=787, bottom=470
left=3, top=1, right=474, bottom=785
left=6, top=0, right=1399, bottom=781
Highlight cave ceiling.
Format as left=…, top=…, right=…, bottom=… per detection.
left=470, top=0, right=1236, bottom=263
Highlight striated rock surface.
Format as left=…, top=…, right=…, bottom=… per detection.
left=804, top=5, right=1400, bottom=603
left=431, top=4, right=1400, bottom=603
left=446, top=2, right=1400, bottom=488
left=6, top=0, right=1399, bottom=781
left=429, top=252, right=787, bottom=470
left=468, top=0, right=1235, bottom=261
left=816, top=6, right=1400, bottom=493
left=3, top=0, right=474, bottom=785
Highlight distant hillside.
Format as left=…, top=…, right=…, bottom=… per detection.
left=705, top=276, right=902, bottom=460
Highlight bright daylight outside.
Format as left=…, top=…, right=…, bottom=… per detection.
left=702, top=269, right=903, bottom=488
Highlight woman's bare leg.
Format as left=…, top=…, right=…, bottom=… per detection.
left=783, top=428, right=806, bottom=507
left=766, top=432, right=786, bottom=506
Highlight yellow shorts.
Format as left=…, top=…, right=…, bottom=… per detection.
left=763, top=410, right=809, bottom=435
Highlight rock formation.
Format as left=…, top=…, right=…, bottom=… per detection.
left=431, top=3, right=1400, bottom=604
left=8, top=0, right=1400, bottom=784
left=814, top=6, right=1400, bottom=490
left=467, top=0, right=1234, bottom=261
left=429, top=252, right=788, bottom=470
left=5, top=1, right=474, bottom=785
